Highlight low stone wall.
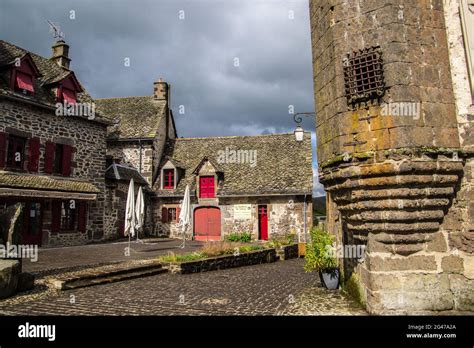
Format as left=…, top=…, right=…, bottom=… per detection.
left=167, top=248, right=277, bottom=274
left=276, top=244, right=299, bottom=260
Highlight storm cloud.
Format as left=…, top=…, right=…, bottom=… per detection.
left=0, top=0, right=324, bottom=195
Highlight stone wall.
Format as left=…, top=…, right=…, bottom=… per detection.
left=310, top=0, right=473, bottom=314
left=156, top=195, right=313, bottom=242
left=0, top=98, right=107, bottom=246
left=107, top=141, right=154, bottom=185
left=104, top=181, right=154, bottom=240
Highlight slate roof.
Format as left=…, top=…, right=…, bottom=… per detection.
left=95, top=96, right=167, bottom=139
left=105, top=163, right=149, bottom=186
left=155, top=133, right=313, bottom=197
left=0, top=40, right=110, bottom=124
left=0, top=171, right=100, bottom=193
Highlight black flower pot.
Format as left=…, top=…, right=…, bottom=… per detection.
left=319, top=268, right=340, bottom=290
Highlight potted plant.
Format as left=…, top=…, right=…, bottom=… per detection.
left=304, top=227, right=340, bottom=290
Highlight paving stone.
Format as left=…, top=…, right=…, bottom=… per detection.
left=0, top=259, right=367, bottom=316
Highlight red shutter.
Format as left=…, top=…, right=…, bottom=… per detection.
left=62, top=144, right=72, bottom=176
left=208, top=177, right=215, bottom=198
left=44, top=141, right=55, bottom=174
left=62, top=88, right=77, bottom=104
left=200, top=176, right=215, bottom=198
left=176, top=207, right=181, bottom=222
left=77, top=202, right=87, bottom=233
left=162, top=207, right=168, bottom=223
left=16, top=71, right=34, bottom=92
left=28, top=137, right=40, bottom=172
left=0, top=132, right=6, bottom=168
left=51, top=201, right=61, bottom=233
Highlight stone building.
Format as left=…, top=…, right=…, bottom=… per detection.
left=0, top=39, right=110, bottom=247
left=310, top=0, right=474, bottom=313
left=96, top=79, right=177, bottom=238
left=154, top=134, right=313, bottom=242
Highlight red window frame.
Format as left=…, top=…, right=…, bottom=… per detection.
left=161, top=207, right=180, bottom=223
left=163, top=169, right=175, bottom=189
left=199, top=176, right=215, bottom=198
left=45, top=142, right=72, bottom=176
left=51, top=200, right=87, bottom=233
left=6, top=135, right=26, bottom=170
left=10, top=57, right=38, bottom=95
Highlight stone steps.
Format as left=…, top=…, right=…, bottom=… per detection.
left=47, top=262, right=168, bottom=290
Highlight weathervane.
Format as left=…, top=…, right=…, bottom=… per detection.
left=47, top=20, right=65, bottom=41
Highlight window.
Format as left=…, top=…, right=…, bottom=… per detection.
left=168, top=208, right=177, bottom=221
left=53, top=144, right=64, bottom=174
left=199, top=176, right=215, bottom=198
left=51, top=200, right=87, bottom=233
left=163, top=169, right=175, bottom=189
left=15, top=71, right=34, bottom=94
left=60, top=201, right=78, bottom=231
left=343, top=46, right=385, bottom=108
left=61, top=87, right=77, bottom=104
left=45, top=142, right=73, bottom=176
left=161, top=207, right=180, bottom=223
left=6, top=135, right=26, bottom=169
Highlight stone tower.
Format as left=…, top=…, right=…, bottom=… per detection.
left=310, top=0, right=473, bottom=314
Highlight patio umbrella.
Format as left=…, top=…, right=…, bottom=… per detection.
left=135, top=186, right=145, bottom=242
left=178, top=185, right=191, bottom=248
left=124, top=178, right=136, bottom=242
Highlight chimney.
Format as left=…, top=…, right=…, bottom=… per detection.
left=153, top=78, right=169, bottom=101
left=51, top=39, right=71, bottom=69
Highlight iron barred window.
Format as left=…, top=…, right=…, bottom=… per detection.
left=343, top=46, right=385, bottom=108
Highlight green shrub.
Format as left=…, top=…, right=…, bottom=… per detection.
left=239, top=245, right=263, bottom=253
left=159, top=251, right=205, bottom=263
left=304, top=227, right=337, bottom=273
left=226, top=232, right=252, bottom=243
left=266, top=233, right=296, bottom=248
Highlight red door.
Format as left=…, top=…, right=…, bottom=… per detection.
left=194, top=207, right=221, bottom=241
left=199, top=176, right=215, bottom=198
left=258, top=205, right=268, bottom=241
left=22, top=202, right=43, bottom=246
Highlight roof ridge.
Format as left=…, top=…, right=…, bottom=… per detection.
left=175, top=132, right=309, bottom=141
left=96, top=95, right=155, bottom=101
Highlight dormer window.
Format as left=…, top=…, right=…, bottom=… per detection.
left=61, top=87, right=77, bottom=104
left=10, top=54, right=40, bottom=96
left=15, top=71, right=34, bottom=94
left=55, top=73, right=82, bottom=105
left=163, top=169, right=175, bottom=189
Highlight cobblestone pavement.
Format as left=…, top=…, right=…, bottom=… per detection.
left=0, top=259, right=366, bottom=315
left=24, top=239, right=204, bottom=276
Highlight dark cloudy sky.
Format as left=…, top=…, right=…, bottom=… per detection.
left=0, top=0, right=324, bottom=196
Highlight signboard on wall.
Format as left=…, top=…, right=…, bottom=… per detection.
left=234, top=204, right=252, bottom=220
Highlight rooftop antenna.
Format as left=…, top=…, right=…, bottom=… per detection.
left=47, top=20, right=65, bottom=41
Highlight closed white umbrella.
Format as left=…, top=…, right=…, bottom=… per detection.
left=135, top=186, right=145, bottom=242
left=124, top=178, right=136, bottom=240
left=178, top=185, right=191, bottom=248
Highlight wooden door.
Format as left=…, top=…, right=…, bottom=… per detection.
left=194, top=207, right=221, bottom=241
left=258, top=205, right=268, bottom=241
left=22, top=202, right=43, bottom=246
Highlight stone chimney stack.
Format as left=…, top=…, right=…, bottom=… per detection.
left=153, top=78, right=169, bottom=101
left=51, top=39, right=71, bottom=70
